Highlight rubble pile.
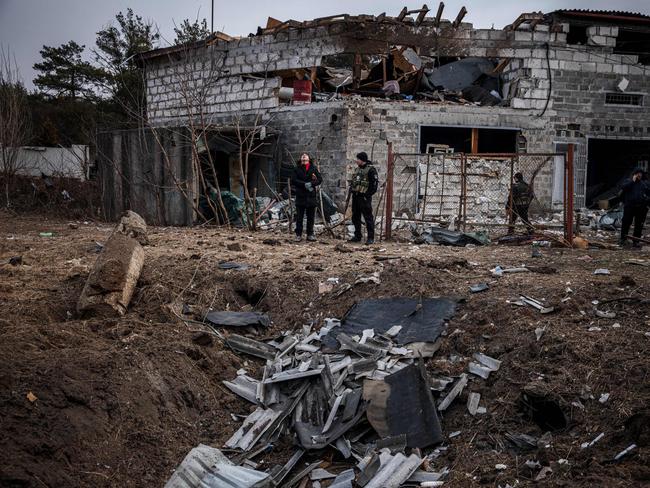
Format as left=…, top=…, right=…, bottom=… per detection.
left=165, top=297, right=514, bottom=487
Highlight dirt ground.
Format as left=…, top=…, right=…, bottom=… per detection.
left=0, top=211, right=649, bottom=487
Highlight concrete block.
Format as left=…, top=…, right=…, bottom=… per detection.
left=514, top=31, right=533, bottom=42
left=553, top=33, right=567, bottom=43
left=533, top=32, right=550, bottom=42
left=511, top=97, right=531, bottom=109
left=474, top=30, right=490, bottom=40
left=525, top=58, right=544, bottom=69
left=580, top=62, right=597, bottom=72
left=596, top=63, right=613, bottom=73
left=531, top=68, right=549, bottom=78
left=588, top=35, right=608, bottom=47
left=613, top=64, right=630, bottom=74
left=489, top=30, right=507, bottom=40
left=535, top=24, right=550, bottom=32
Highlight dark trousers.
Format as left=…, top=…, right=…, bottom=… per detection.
left=507, top=204, right=534, bottom=234
left=352, top=194, right=374, bottom=239
left=621, top=205, right=648, bottom=242
left=295, top=205, right=315, bottom=236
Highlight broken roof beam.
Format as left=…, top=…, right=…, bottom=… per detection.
left=506, top=12, right=544, bottom=31
left=452, top=6, right=467, bottom=29
left=434, top=2, right=445, bottom=27
left=397, top=7, right=408, bottom=22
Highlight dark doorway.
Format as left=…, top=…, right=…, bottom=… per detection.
left=210, top=150, right=231, bottom=190
left=419, top=126, right=519, bottom=153
left=586, top=138, right=650, bottom=207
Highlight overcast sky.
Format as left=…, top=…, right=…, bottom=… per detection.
left=1, top=0, right=649, bottom=90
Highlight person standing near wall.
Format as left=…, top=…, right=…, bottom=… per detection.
left=349, top=152, right=379, bottom=245
left=291, top=153, right=322, bottom=242
left=619, top=167, right=650, bottom=248
left=506, top=172, right=535, bottom=235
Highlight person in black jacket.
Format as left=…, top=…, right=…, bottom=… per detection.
left=291, top=153, right=323, bottom=242
left=619, top=167, right=650, bottom=247
left=349, top=152, right=379, bottom=245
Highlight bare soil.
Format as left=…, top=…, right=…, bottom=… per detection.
left=0, top=212, right=649, bottom=487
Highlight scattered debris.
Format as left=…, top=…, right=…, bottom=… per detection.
left=594, top=268, right=611, bottom=275
left=205, top=311, right=270, bottom=328
left=519, top=296, right=554, bottom=314
left=218, top=261, right=249, bottom=271
left=9, top=256, right=22, bottom=266
left=614, top=444, right=637, bottom=461
left=26, top=391, right=37, bottom=403
left=438, top=373, right=468, bottom=411
left=599, top=393, right=610, bottom=404
left=467, top=392, right=481, bottom=416
left=581, top=432, right=604, bottom=449
left=595, top=309, right=616, bottom=319
left=413, top=226, right=489, bottom=247
left=469, top=283, right=489, bottom=293
left=334, top=243, right=353, bottom=253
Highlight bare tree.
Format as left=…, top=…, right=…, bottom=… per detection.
left=0, top=47, right=31, bottom=207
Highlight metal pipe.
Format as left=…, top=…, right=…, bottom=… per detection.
left=566, top=144, right=574, bottom=245
left=385, top=142, right=394, bottom=240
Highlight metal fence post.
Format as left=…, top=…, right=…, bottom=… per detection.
left=385, top=142, right=394, bottom=240
left=565, top=144, right=574, bottom=245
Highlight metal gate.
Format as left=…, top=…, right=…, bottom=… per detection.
left=384, top=143, right=576, bottom=243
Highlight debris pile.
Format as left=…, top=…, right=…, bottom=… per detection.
left=167, top=297, right=486, bottom=487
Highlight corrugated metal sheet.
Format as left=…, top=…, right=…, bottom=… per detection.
left=164, top=444, right=270, bottom=488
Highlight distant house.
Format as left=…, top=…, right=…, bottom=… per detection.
left=98, top=7, right=650, bottom=225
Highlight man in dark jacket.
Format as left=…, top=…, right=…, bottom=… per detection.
left=349, top=152, right=379, bottom=245
left=291, top=153, right=323, bottom=242
left=506, top=172, right=535, bottom=234
left=619, top=167, right=650, bottom=247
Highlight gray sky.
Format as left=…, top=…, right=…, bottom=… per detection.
left=1, top=0, right=649, bottom=90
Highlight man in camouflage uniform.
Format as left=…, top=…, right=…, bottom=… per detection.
left=507, top=172, right=534, bottom=234
left=349, top=152, right=379, bottom=245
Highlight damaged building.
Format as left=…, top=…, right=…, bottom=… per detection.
left=98, top=6, right=650, bottom=226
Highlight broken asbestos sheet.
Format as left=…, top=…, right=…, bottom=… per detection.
left=363, top=363, right=443, bottom=447
left=205, top=311, right=270, bottom=328
left=165, top=444, right=270, bottom=488
left=322, top=297, right=457, bottom=349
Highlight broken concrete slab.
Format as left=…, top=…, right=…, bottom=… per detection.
left=115, top=210, right=148, bottom=245
left=77, top=227, right=145, bottom=316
